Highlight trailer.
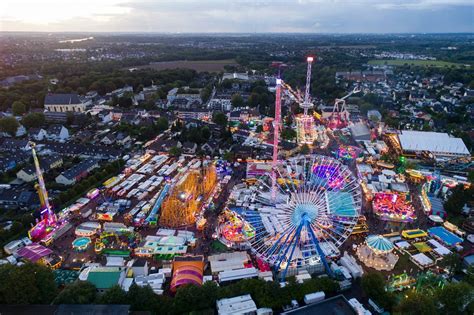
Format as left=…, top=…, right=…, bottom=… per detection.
left=304, top=291, right=325, bottom=305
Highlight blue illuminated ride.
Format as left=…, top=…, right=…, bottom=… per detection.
left=243, top=155, right=362, bottom=280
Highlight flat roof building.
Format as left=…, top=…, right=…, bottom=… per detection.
left=216, top=294, right=257, bottom=315
left=282, top=295, right=356, bottom=315
left=398, top=131, right=469, bottom=159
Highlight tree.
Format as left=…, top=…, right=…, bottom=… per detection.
left=173, top=282, right=218, bottom=313
left=436, top=282, right=474, bottom=314
left=97, top=285, right=128, bottom=304
left=200, top=87, right=212, bottom=103
left=361, top=272, right=396, bottom=310
left=21, top=112, right=45, bottom=129
left=155, top=117, right=169, bottom=132
left=441, top=253, right=462, bottom=276
left=0, top=116, right=19, bottom=136
left=127, top=284, right=159, bottom=311
left=396, top=291, right=438, bottom=315
left=300, top=144, right=310, bottom=154
left=66, top=111, right=75, bottom=126
left=231, top=93, right=244, bottom=108
left=223, top=151, right=234, bottom=162
left=444, top=184, right=473, bottom=215
left=212, top=111, right=228, bottom=128
left=0, top=263, right=58, bottom=304
left=248, top=92, right=260, bottom=107
left=53, top=281, right=97, bottom=305
left=281, top=128, right=297, bottom=141
left=169, top=146, right=182, bottom=157
left=12, top=101, right=26, bottom=116
left=201, top=126, right=211, bottom=142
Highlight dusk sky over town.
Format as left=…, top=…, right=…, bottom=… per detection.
left=1, top=0, right=473, bottom=33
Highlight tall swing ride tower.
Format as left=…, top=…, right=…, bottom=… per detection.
left=28, top=141, right=58, bottom=242
left=295, top=56, right=317, bottom=145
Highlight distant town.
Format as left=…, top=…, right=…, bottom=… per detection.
left=0, top=32, right=473, bottom=315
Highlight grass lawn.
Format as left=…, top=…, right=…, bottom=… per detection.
left=446, top=214, right=465, bottom=226
left=368, top=59, right=468, bottom=68
left=210, top=240, right=229, bottom=253
left=394, top=252, right=418, bottom=274
left=131, top=59, right=238, bottom=72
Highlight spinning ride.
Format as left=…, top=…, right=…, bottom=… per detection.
left=356, top=234, right=399, bottom=271
left=372, top=192, right=416, bottom=222
left=243, top=154, right=362, bottom=279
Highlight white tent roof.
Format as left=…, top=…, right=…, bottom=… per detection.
left=412, top=253, right=434, bottom=266
left=399, top=131, right=469, bottom=156
left=395, top=241, right=410, bottom=249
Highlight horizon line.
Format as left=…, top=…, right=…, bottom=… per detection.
left=0, top=31, right=473, bottom=35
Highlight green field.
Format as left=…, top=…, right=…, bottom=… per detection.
left=368, top=59, right=468, bottom=68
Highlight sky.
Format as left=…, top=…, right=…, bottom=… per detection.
left=0, top=0, right=473, bottom=33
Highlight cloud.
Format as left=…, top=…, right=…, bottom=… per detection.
left=0, top=0, right=472, bottom=32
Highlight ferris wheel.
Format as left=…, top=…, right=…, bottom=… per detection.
left=243, top=155, right=362, bottom=279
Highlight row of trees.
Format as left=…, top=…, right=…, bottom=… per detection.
left=0, top=112, right=48, bottom=136
left=361, top=271, right=474, bottom=314
left=0, top=263, right=339, bottom=313
left=444, top=184, right=474, bottom=216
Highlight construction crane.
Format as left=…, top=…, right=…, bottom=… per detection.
left=328, top=86, right=361, bottom=129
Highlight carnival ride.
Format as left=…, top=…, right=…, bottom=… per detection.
left=218, top=209, right=256, bottom=246
left=336, top=145, right=363, bottom=161
left=327, top=87, right=361, bottom=129
left=160, top=165, right=217, bottom=227
left=94, top=230, right=140, bottom=254
left=145, top=184, right=171, bottom=225
left=243, top=154, right=362, bottom=279
left=295, top=56, right=318, bottom=145
left=387, top=273, right=416, bottom=292
left=372, top=192, right=416, bottom=223
left=72, top=237, right=92, bottom=251
left=28, top=142, right=66, bottom=244
left=356, top=235, right=399, bottom=271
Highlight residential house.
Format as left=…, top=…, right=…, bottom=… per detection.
left=0, top=139, right=30, bottom=153
left=101, top=134, right=116, bottom=145
left=28, top=128, right=48, bottom=141
left=176, top=109, right=212, bottom=120
left=115, top=132, right=131, bottom=146
left=16, top=155, right=63, bottom=182
left=73, top=130, right=93, bottom=143
left=46, top=125, right=69, bottom=142
left=55, top=159, right=99, bottom=186
left=201, top=139, right=220, bottom=155
left=182, top=141, right=197, bottom=154
left=147, top=139, right=182, bottom=153
left=15, top=125, right=27, bottom=137
left=0, top=189, right=39, bottom=210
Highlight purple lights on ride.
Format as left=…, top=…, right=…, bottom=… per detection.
left=312, top=164, right=345, bottom=190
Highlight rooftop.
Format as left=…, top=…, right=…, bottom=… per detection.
left=398, top=130, right=469, bottom=156
left=87, top=267, right=122, bottom=289
left=282, top=295, right=356, bottom=315
left=44, top=93, right=82, bottom=105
